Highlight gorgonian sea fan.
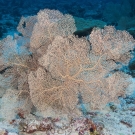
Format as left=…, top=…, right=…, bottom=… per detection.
left=28, top=26, right=134, bottom=116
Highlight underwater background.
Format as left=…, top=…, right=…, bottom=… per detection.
left=0, top=0, right=135, bottom=135
left=0, top=0, right=135, bottom=39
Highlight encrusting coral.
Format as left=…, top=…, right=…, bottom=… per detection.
left=0, top=89, right=32, bottom=121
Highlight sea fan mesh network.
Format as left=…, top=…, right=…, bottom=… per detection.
left=0, top=9, right=135, bottom=119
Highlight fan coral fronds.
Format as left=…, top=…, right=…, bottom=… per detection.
left=28, top=33, right=133, bottom=116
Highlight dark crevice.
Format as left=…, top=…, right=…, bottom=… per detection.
left=0, top=66, right=12, bottom=74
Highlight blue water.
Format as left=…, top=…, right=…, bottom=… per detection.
left=0, top=0, right=135, bottom=38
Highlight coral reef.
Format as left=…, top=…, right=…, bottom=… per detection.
left=0, top=8, right=135, bottom=135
